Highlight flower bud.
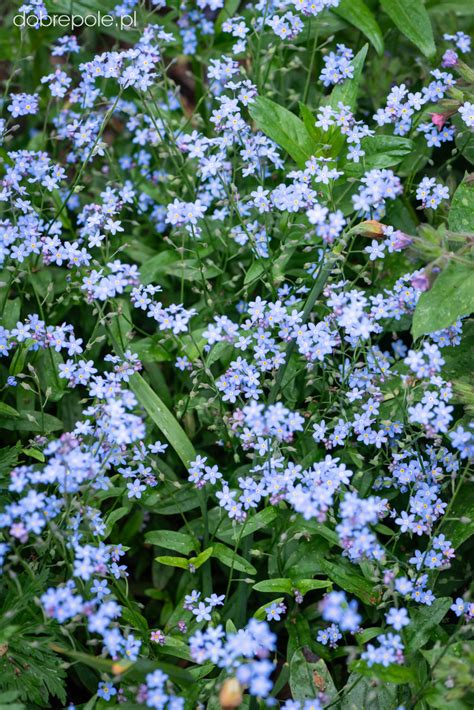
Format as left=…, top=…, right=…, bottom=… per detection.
left=219, top=678, right=243, bottom=709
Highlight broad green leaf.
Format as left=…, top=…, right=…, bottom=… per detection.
left=341, top=673, right=400, bottom=709
left=244, top=261, right=266, bottom=287
left=22, top=447, right=45, bottom=463
left=333, top=0, right=384, bottom=55
left=345, top=135, right=414, bottom=174
left=380, top=0, right=435, bottom=57
left=289, top=650, right=338, bottom=702
left=166, top=260, right=222, bottom=282
left=355, top=627, right=384, bottom=644
left=1, top=299, right=21, bottom=330
left=9, top=340, right=35, bottom=376
left=249, top=96, right=315, bottom=167
left=329, top=44, right=368, bottom=111
left=130, top=338, right=171, bottom=363
left=289, top=518, right=340, bottom=547
left=0, top=402, right=19, bottom=418
left=36, top=349, right=66, bottom=401
left=145, top=530, right=199, bottom=555
left=121, top=607, right=148, bottom=632
left=210, top=506, right=279, bottom=545
left=156, top=636, right=192, bottom=662
left=442, top=321, right=474, bottom=383
left=130, top=373, right=196, bottom=467
left=453, top=115, right=474, bottom=165
left=449, top=176, right=474, bottom=232
left=351, top=659, right=415, bottom=684
left=192, top=547, right=214, bottom=569
left=254, top=578, right=330, bottom=594
left=299, top=102, right=322, bottom=144
left=428, top=0, right=474, bottom=15
left=155, top=555, right=190, bottom=570
left=412, top=261, right=474, bottom=339
left=139, top=251, right=180, bottom=284
left=144, top=486, right=201, bottom=515
left=206, top=341, right=233, bottom=368
left=440, top=483, right=474, bottom=549
left=211, top=542, right=257, bottom=575
left=0, top=411, right=63, bottom=433
left=286, top=616, right=314, bottom=660
left=319, top=558, right=380, bottom=605
left=105, top=506, right=133, bottom=535
left=297, top=579, right=332, bottom=595
left=253, top=578, right=293, bottom=594
left=0, top=444, right=21, bottom=477
left=405, top=597, right=451, bottom=652
left=231, top=507, right=279, bottom=540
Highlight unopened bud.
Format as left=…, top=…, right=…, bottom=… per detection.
left=349, top=220, right=386, bottom=238
left=219, top=678, right=243, bottom=709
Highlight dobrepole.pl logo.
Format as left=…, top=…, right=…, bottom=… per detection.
left=13, top=11, right=137, bottom=30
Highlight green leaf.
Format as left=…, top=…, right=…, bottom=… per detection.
left=231, top=507, right=279, bottom=540
left=329, top=44, right=368, bottom=111
left=206, top=341, right=233, bottom=368
left=209, top=506, right=279, bottom=545
left=1, top=299, right=21, bottom=330
left=454, top=115, right=474, bottom=165
left=412, top=261, right=474, bottom=339
left=244, top=261, right=266, bottom=287
left=289, top=650, right=338, bottom=702
left=440, top=483, right=474, bottom=549
left=380, top=0, right=436, bottom=57
left=139, top=251, right=180, bottom=284
left=253, top=578, right=293, bottom=594
left=211, top=542, right=257, bottom=575
left=0, top=411, right=63, bottom=433
left=428, top=0, right=474, bottom=16
left=351, top=659, right=415, bottom=684
left=21, top=447, right=45, bottom=463
left=405, top=597, right=451, bottom=652
left=155, top=555, right=190, bottom=570
left=0, top=402, right=19, bottom=418
left=333, top=0, right=384, bottom=55
left=0, top=444, right=21, bottom=477
left=253, top=578, right=330, bottom=594
left=355, top=627, right=384, bottom=644
left=145, top=530, right=199, bottom=555
left=299, top=102, right=322, bottom=144
left=130, top=338, right=171, bottom=363
left=449, top=176, right=474, bottom=232
left=346, top=135, right=414, bottom=173
left=249, top=96, right=315, bottom=167
left=319, top=558, right=379, bottom=605
left=341, top=673, right=400, bottom=709
left=291, top=519, right=340, bottom=547
left=191, top=547, right=214, bottom=569
left=105, top=506, right=132, bottom=535
left=156, top=548, right=214, bottom=571
left=130, top=373, right=196, bottom=467
left=296, top=579, right=332, bottom=595
left=144, top=485, right=201, bottom=515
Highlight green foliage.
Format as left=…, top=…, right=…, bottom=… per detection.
left=249, top=97, right=315, bottom=167
left=333, top=0, right=384, bottom=55
left=412, top=260, right=474, bottom=339
left=380, top=0, right=436, bottom=57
